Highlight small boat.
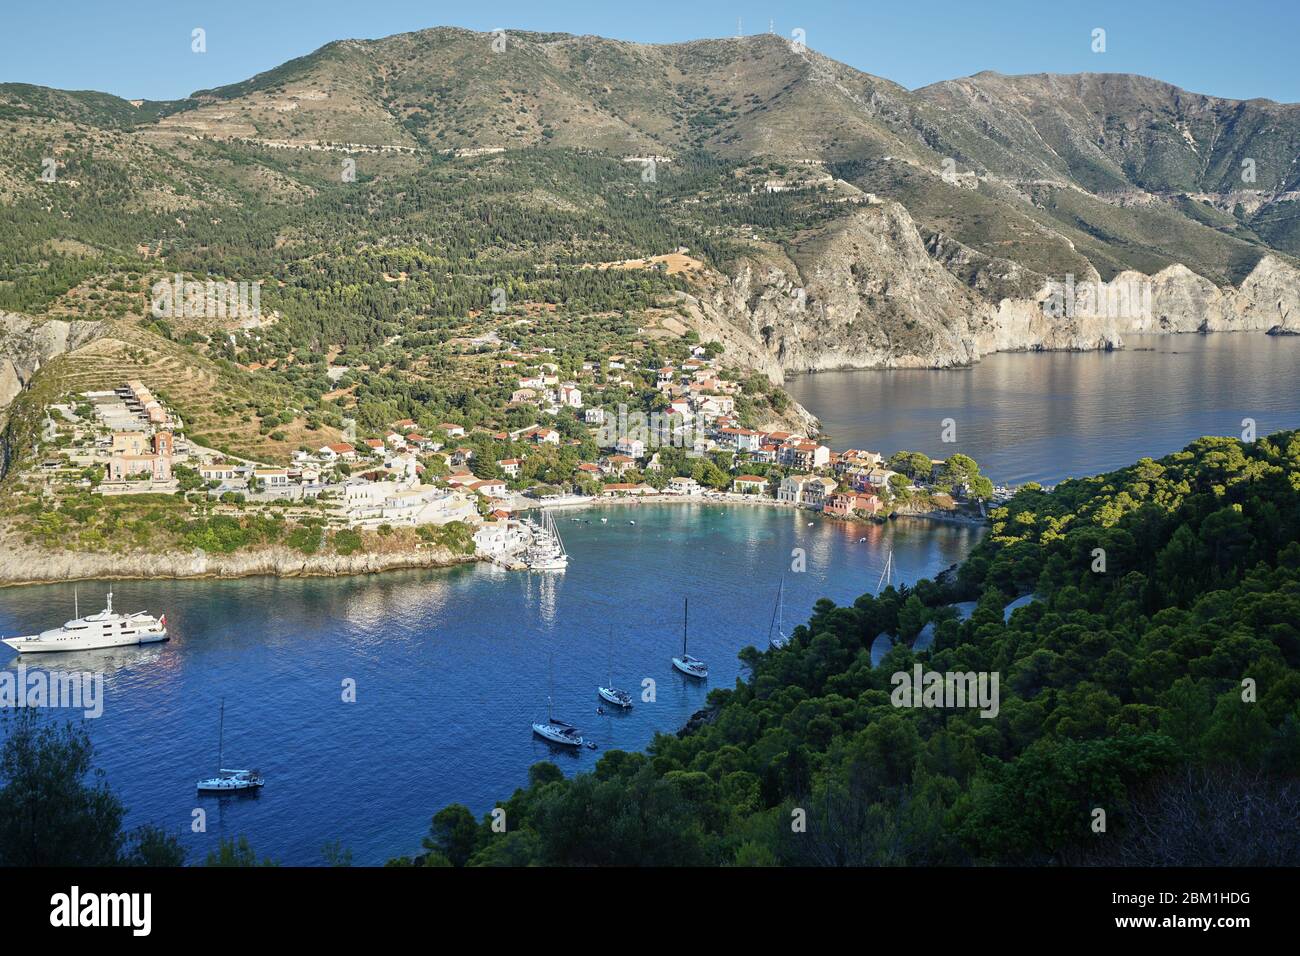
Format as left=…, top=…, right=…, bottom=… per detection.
left=597, top=685, right=633, bottom=707
left=597, top=628, right=634, bottom=708
left=532, top=698, right=585, bottom=747
left=196, top=699, right=264, bottom=792
left=534, top=654, right=584, bottom=746
left=628, top=520, right=636, bottom=525
left=671, top=597, right=708, bottom=679
left=600, top=517, right=608, bottom=524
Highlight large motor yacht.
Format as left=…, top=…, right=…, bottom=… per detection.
left=2, top=591, right=167, bottom=654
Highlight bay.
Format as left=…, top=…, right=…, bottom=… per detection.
left=0, top=503, right=978, bottom=865
left=786, top=333, right=1300, bottom=485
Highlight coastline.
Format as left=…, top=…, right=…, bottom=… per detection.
left=538, top=491, right=989, bottom=525
left=0, top=539, right=479, bottom=588
left=0, top=496, right=986, bottom=588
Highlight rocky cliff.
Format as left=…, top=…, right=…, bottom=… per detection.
left=0, top=313, right=104, bottom=412
left=684, top=199, right=1300, bottom=374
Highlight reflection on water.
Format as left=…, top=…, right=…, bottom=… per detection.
left=787, top=334, right=1300, bottom=485
left=0, top=503, right=978, bottom=865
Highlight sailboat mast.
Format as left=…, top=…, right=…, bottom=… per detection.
left=875, top=549, right=894, bottom=595
left=778, top=576, right=784, bottom=638
left=682, top=597, right=688, bottom=656
left=217, top=698, right=225, bottom=771
left=767, top=579, right=781, bottom=646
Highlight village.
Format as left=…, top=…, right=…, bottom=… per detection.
left=29, top=342, right=992, bottom=567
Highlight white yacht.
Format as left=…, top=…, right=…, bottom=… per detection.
left=597, top=629, right=633, bottom=709
left=196, top=699, right=264, bottom=792
left=597, top=685, right=633, bottom=708
left=196, top=769, right=265, bottom=793
left=532, top=697, right=585, bottom=747
left=2, top=590, right=167, bottom=654
left=671, top=597, right=709, bottom=679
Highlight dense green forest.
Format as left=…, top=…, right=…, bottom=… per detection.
left=398, top=432, right=1300, bottom=866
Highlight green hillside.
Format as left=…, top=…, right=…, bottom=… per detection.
left=402, top=432, right=1300, bottom=866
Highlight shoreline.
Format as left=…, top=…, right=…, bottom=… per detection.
left=0, top=497, right=986, bottom=588
left=0, top=540, right=479, bottom=589
left=537, top=491, right=989, bottom=526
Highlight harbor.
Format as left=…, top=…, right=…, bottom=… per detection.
left=0, top=502, right=980, bottom=864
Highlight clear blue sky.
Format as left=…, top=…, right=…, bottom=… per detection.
left=3, top=0, right=1297, bottom=104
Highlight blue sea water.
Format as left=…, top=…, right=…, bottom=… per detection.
left=787, top=334, right=1300, bottom=485
left=0, top=503, right=979, bottom=865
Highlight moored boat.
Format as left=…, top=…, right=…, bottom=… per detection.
left=2, top=590, right=167, bottom=654
left=196, top=699, right=264, bottom=792
left=671, top=597, right=708, bottom=679
left=524, top=509, right=569, bottom=571
left=597, top=627, right=634, bottom=708
left=532, top=696, right=584, bottom=747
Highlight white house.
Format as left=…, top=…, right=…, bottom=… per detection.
left=615, top=436, right=645, bottom=459
left=667, top=476, right=702, bottom=496
left=778, top=474, right=819, bottom=505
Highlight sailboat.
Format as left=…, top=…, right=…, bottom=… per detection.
left=532, top=697, right=585, bottom=747
left=768, top=576, right=788, bottom=649
left=525, top=509, right=569, bottom=571
left=533, top=656, right=585, bottom=746
left=671, top=597, right=708, bottom=678
left=875, top=548, right=894, bottom=595
left=196, top=698, right=264, bottom=792
left=597, top=628, right=633, bottom=709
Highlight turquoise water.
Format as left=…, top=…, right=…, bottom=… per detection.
left=0, top=503, right=980, bottom=865
left=787, top=334, right=1300, bottom=485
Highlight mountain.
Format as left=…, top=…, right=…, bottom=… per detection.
left=2, top=26, right=1300, bottom=451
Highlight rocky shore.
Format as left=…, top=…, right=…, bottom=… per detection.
left=0, top=538, right=478, bottom=587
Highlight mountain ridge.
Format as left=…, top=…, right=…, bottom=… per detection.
left=2, top=24, right=1299, bottom=399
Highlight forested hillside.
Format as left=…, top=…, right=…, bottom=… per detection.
left=5, top=27, right=1300, bottom=435
left=403, top=432, right=1300, bottom=866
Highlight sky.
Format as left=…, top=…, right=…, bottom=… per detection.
left=1, top=0, right=1297, bottom=104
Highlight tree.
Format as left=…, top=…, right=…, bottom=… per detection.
left=205, top=835, right=276, bottom=866
left=968, top=474, right=995, bottom=502
left=897, top=594, right=928, bottom=640
left=0, top=713, right=124, bottom=866
left=122, top=825, right=188, bottom=866
left=943, top=453, right=979, bottom=486
left=423, top=804, right=478, bottom=867
left=888, top=451, right=933, bottom=480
